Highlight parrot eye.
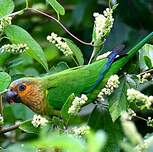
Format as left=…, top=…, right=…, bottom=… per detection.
left=18, top=84, right=26, bottom=91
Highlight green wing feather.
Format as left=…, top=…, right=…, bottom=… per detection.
left=42, top=58, right=107, bottom=109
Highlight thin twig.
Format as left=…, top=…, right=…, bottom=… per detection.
left=27, top=8, right=93, bottom=46
left=88, top=49, right=95, bottom=64
left=0, top=123, right=20, bottom=134
left=8, top=10, right=25, bottom=18
left=134, top=115, right=147, bottom=122
left=139, top=68, right=153, bottom=76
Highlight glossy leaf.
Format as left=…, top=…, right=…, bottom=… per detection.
left=139, top=44, right=153, bottom=71
left=4, top=25, right=48, bottom=71
left=144, top=56, right=152, bottom=69
left=109, top=77, right=128, bottom=122
left=88, top=105, right=123, bottom=152
left=64, top=38, right=84, bottom=65
left=47, top=0, right=65, bottom=15
left=3, top=104, right=34, bottom=124
left=60, top=93, right=75, bottom=122
left=49, top=61, right=69, bottom=74
left=0, top=72, right=11, bottom=92
left=52, top=116, right=64, bottom=129
left=19, top=120, right=39, bottom=134
left=0, top=0, right=14, bottom=17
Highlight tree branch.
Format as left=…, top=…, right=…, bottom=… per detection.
left=0, top=123, right=20, bottom=134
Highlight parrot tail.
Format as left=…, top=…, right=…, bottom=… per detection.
left=83, top=45, right=125, bottom=94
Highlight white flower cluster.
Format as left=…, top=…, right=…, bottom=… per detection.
left=97, top=75, right=120, bottom=101
left=147, top=117, right=153, bottom=127
left=0, top=43, right=29, bottom=54
left=93, top=8, right=114, bottom=43
left=0, top=16, right=12, bottom=32
left=127, top=88, right=153, bottom=109
left=137, top=72, right=152, bottom=83
left=47, top=32, right=73, bottom=56
left=0, top=114, right=4, bottom=125
left=31, top=114, right=48, bottom=128
left=68, top=94, right=88, bottom=115
left=69, top=125, right=90, bottom=138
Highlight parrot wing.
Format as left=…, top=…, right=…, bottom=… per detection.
left=43, top=58, right=108, bottom=109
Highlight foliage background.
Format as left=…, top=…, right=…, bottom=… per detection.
left=0, top=0, right=153, bottom=152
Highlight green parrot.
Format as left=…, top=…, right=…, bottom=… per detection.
left=5, top=32, right=153, bottom=116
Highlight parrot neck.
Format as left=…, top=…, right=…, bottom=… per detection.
left=19, top=80, right=49, bottom=115
left=22, top=90, right=47, bottom=115
left=24, top=90, right=59, bottom=116
left=24, top=94, right=55, bottom=116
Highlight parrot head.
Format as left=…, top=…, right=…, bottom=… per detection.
left=6, top=77, right=48, bottom=114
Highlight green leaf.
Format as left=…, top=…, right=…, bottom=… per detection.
left=64, top=38, right=84, bottom=65
left=19, top=120, right=39, bottom=134
left=0, top=52, right=11, bottom=68
left=47, top=0, right=65, bottom=16
left=49, top=61, right=69, bottom=74
left=3, top=104, right=34, bottom=124
left=0, top=0, right=14, bottom=17
left=139, top=43, right=153, bottom=71
left=52, top=116, right=64, bottom=129
left=0, top=72, right=11, bottom=92
left=60, top=93, right=75, bottom=122
left=88, top=105, right=123, bottom=152
left=144, top=56, right=152, bottom=69
left=92, top=25, right=96, bottom=42
left=112, top=4, right=119, bottom=10
left=4, top=25, right=48, bottom=71
left=109, top=77, right=128, bottom=122
left=125, top=74, right=138, bottom=89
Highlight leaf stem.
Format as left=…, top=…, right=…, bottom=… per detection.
left=25, top=0, right=29, bottom=9
left=88, top=48, right=96, bottom=64
left=139, top=68, right=153, bottom=76
left=134, top=115, right=147, bottom=122
left=71, top=55, right=79, bottom=66
left=0, top=36, right=10, bottom=42
left=8, top=10, right=25, bottom=18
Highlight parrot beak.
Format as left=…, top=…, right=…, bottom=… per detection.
left=6, top=90, right=21, bottom=104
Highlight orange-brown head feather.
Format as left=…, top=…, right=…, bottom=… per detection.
left=7, top=78, right=48, bottom=114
